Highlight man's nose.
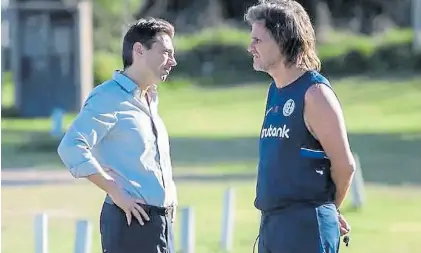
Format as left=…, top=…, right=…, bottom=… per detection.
left=170, top=57, right=177, bottom=67
left=247, top=44, right=254, bottom=53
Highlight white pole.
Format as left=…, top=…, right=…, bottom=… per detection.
left=413, top=0, right=421, bottom=52
left=74, top=219, right=92, bottom=253
left=351, top=153, right=365, bottom=209
left=34, top=213, right=49, bottom=253
left=180, top=207, right=195, bottom=253
left=221, top=187, right=235, bottom=252
left=50, top=108, right=64, bottom=138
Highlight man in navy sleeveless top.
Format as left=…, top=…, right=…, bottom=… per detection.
left=244, top=1, right=356, bottom=252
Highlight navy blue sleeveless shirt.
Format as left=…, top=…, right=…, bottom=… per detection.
left=255, top=70, right=336, bottom=212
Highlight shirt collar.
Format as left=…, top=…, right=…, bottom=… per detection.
left=112, top=70, right=158, bottom=100
left=113, top=70, right=138, bottom=93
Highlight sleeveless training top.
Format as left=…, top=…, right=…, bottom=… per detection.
left=255, top=70, right=336, bottom=212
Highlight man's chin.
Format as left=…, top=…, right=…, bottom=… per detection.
left=253, top=62, right=269, bottom=72
left=160, top=74, right=169, bottom=81
left=253, top=64, right=263, bottom=72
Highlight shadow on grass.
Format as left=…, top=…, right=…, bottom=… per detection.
left=2, top=130, right=420, bottom=186
left=1, top=131, right=64, bottom=169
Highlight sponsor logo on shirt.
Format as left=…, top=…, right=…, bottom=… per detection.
left=261, top=124, right=290, bottom=139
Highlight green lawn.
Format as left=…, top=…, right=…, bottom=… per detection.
left=2, top=182, right=421, bottom=253
left=2, top=75, right=421, bottom=185
left=4, top=75, right=420, bottom=135
left=2, top=75, right=421, bottom=253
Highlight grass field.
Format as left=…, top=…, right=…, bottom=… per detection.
left=2, top=75, right=421, bottom=184
left=2, top=182, right=421, bottom=253
left=2, top=74, right=421, bottom=253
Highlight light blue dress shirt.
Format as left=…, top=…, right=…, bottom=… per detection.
left=57, top=71, right=177, bottom=207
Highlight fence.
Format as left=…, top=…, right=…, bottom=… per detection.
left=33, top=188, right=237, bottom=253
left=34, top=154, right=364, bottom=253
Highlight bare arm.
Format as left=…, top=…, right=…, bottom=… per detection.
left=86, top=173, right=120, bottom=195
left=304, top=84, right=356, bottom=209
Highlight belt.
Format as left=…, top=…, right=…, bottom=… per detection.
left=141, top=204, right=173, bottom=218
left=261, top=201, right=335, bottom=216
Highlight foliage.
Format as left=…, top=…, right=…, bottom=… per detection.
left=93, top=27, right=420, bottom=86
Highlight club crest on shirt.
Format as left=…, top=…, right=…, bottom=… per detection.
left=283, top=99, right=295, bottom=116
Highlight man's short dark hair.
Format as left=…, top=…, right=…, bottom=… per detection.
left=122, top=17, right=175, bottom=69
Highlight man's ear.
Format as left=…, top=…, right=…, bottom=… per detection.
left=133, top=42, right=144, bottom=56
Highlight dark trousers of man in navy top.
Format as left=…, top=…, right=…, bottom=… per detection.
left=100, top=202, right=175, bottom=253
left=257, top=204, right=340, bottom=253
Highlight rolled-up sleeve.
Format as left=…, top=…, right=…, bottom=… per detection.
left=57, top=92, right=118, bottom=178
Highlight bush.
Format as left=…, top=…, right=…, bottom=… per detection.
left=321, top=42, right=421, bottom=76
left=94, top=51, right=122, bottom=86
left=170, top=43, right=267, bottom=85
left=92, top=27, right=420, bottom=86
left=319, top=29, right=419, bottom=76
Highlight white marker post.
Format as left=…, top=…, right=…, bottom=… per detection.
left=34, top=213, right=49, bottom=253
left=180, top=207, right=195, bottom=253
left=50, top=108, right=64, bottom=138
left=351, top=153, right=365, bottom=209
left=221, top=187, right=235, bottom=252
left=74, top=220, right=92, bottom=253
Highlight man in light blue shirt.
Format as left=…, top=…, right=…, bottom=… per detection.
left=57, top=17, right=178, bottom=253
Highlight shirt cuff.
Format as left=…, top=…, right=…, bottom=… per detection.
left=69, top=158, right=102, bottom=178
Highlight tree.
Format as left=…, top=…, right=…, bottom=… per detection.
left=134, top=0, right=404, bottom=36
left=135, top=0, right=258, bottom=32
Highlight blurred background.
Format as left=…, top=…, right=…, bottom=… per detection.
left=1, top=0, right=421, bottom=252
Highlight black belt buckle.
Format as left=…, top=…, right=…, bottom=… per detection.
left=140, top=204, right=152, bottom=216
left=165, top=206, right=173, bottom=218
left=141, top=204, right=173, bottom=218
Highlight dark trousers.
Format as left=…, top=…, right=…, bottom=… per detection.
left=100, top=202, right=175, bottom=253
left=258, top=204, right=340, bottom=253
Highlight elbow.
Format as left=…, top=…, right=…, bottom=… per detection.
left=57, top=137, right=75, bottom=175
left=57, top=137, right=68, bottom=165
left=56, top=136, right=90, bottom=179
left=57, top=135, right=75, bottom=168
left=331, top=161, right=356, bottom=180
left=57, top=138, right=65, bottom=159
left=341, top=162, right=356, bottom=178
left=349, top=156, right=358, bottom=174
left=348, top=161, right=357, bottom=175
left=57, top=140, right=102, bottom=179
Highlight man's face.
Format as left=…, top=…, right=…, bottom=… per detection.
left=134, top=32, right=177, bottom=83
left=248, top=21, right=282, bottom=72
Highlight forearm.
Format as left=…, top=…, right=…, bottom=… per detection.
left=87, top=172, right=121, bottom=197
left=331, top=164, right=355, bottom=208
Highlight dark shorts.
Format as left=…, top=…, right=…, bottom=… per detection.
left=100, top=202, right=175, bottom=253
left=258, top=204, right=340, bottom=253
